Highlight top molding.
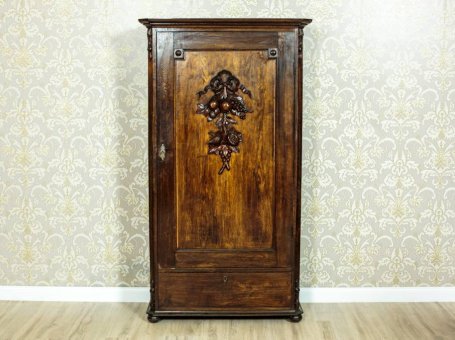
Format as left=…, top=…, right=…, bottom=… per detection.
left=138, top=18, right=312, bottom=28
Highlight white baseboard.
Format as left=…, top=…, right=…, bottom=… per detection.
left=299, top=287, right=455, bottom=303
left=0, top=286, right=149, bottom=302
left=0, top=286, right=454, bottom=303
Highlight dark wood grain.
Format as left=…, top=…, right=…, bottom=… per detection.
left=294, top=26, right=305, bottom=311
left=147, top=26, right=157, bottom=313
left=140, top=18, right=311, bottom=322
left=139, top=18, right=312, bottom=28
left=275, top=31, right=296, bottom=268
left=175, top=49, right=275, bottom=254
left=174, top=31, right=277, bottom=50
left=175, top=249, right=276, bottom=268
left=158, top=272, right=292, bottom=310
left=155, top=31, right=176, bottom=269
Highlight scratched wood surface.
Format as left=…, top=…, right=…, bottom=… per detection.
left=0, top=301, right=454, bottom=339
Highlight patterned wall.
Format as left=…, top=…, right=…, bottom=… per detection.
left=0, top=0, right=453, bottom=287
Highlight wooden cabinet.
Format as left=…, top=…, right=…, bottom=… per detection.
left=138, top=18, right=311, bottom=322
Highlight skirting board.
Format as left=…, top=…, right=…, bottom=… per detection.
left=299, top=287, right=455, bottom=303
left=0, top=286, right=454, bottom=303
left=0, top=286, right=149, bottom=303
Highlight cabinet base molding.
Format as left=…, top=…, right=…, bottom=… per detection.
left=146, top=302, right=304, bottom=323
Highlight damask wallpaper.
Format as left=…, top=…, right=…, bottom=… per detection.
left=0, top=0, right=453, bottom=287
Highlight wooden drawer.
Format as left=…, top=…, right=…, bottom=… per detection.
left=157, top=272, right=293, bottom=311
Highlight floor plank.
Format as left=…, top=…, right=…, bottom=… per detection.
left=0, top=302, right=453, bottom=340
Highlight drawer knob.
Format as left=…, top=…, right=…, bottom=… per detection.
left=223, top=275, right=228, bottom=283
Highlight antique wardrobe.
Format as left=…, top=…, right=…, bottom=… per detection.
left=139, top=18, right=311, bottom=322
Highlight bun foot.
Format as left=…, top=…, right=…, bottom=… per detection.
left=288, top=314, right=303, bottom=323
left=148, top=315, right=161, bottom=323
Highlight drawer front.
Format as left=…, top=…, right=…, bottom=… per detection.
left=157, top=272, right=293, bottom=311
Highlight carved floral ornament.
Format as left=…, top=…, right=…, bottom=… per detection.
left=196, top=70, right=253, bottom=174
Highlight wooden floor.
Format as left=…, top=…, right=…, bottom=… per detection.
left=0, top=302, right=454, bottom=339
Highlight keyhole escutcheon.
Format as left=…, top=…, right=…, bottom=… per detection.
left=159, top=144, right=166, bottom=161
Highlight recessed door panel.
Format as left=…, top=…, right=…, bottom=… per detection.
left=175, top=50, right=276, bottom=251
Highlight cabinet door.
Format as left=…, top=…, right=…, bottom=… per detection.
left=154, top=29, right=298, bottom=269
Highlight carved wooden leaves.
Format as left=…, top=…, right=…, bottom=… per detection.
left=196, top=70, right=252, bottom=174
